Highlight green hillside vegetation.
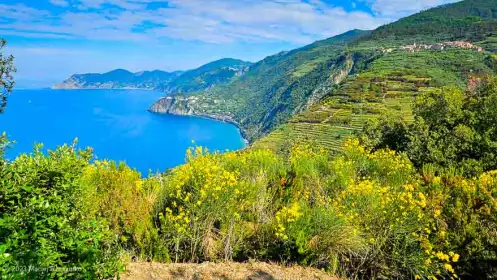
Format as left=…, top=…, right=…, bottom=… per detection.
left=154, top=30, right=372, bottom=141
left=158, top=58, right=252, bottom=94
left=365, top=0, right=497, bottom=45
left=254, top=48, right=496, bottom=152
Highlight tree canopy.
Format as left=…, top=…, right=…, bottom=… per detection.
left=0, top=39, right=15, bottom=114
left=363, top=76, right=497, bottom=174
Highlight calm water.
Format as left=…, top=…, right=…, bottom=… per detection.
left=0, top=89, right=246, bottom=175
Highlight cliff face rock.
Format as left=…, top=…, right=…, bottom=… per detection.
left=304, top=54, right=356, bottom=109
left=52, top=76, right=90, bottom=89
left=149, top=96, right=249, bottom=141
left=149, top=96, right=195, bottom=115
left=149, top=96, right=237, bottom=123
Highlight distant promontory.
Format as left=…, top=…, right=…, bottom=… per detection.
left=53, top=58, right=252, bottom=93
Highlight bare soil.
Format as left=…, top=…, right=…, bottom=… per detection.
left=119, top=261, right=337, bottom=280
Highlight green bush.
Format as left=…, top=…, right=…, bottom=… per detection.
left=1, top=137, right=496, bottom=279
left=363, top=76, right=497, bottom=174
left=0, top=143, right=121, bottom=279
left=420, top=166, right=497, bottom=279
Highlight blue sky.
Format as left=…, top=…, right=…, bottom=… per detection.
left=0, top=0, right=457, bottom=88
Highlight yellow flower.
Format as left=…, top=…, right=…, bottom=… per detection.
left=434, top=209, right=441, bottom=218
left=444, top=263, right=455, bottom=273
left=433, top=176, right=441, bottom=185
left=435, top=251, right=450, bottom=261
left=452, top=254, right=460, bottom=262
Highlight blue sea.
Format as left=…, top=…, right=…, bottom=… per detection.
left=0, top=89, right=246, bottom=175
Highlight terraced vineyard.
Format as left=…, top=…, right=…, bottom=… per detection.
left=477, top=35, right=497, bottom=53
left=253, top=48, right=495, bottom=152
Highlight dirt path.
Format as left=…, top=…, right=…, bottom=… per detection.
left=119, top=261, right=337, bottom=280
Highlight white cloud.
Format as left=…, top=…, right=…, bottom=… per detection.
left=0, top=0, right=389, bottom=44
left=49, top=0, right=70, bottom=7
left=0, top=0, right=460, bottom=45
left=361, top=0, right=459, bottom=17
left=0, top=29, right=73, bottom=39
left=153, top=0, right=386, bottom=43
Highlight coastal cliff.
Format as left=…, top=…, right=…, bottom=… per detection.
left=149, top=96, right=249, bottom=142
left=149, top=96, right=195, bottom=115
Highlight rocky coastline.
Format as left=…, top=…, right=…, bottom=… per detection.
left=148, top=96, right=250, bottom=144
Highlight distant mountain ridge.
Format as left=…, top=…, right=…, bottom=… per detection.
left=53, top=69, right=182, bottom=90
left=53, top=58, right=252, bottom=93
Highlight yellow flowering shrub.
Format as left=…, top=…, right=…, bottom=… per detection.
left=282, top=139, right=465, bottom=278
left=149, top=139, right=497, bottom=279
left=80, top=160, right=162, bottom=258
left=275, top=202, right=302, bottom=240
left=420, top=168, right=497, bottom=278
left=7, top=135, right=495, bottom=278
left=154, top=146, right=284, bottom=262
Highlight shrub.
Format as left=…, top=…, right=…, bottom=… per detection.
left=2, top=138, right=495, bottom=279
left=420, top=167, right=497, bottom=279
left=150, top=140, right=486, bottom=279
left=362, top=76, right=497, bottom=174
left=153, top=147, right=285, bottom=262
left=80, top=160, right=165, bottom=261
left=0, top=143, right=120, bottom=279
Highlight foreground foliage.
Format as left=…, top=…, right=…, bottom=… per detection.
left=0, top=39, right=16, bottom=114
left=151, top=141, right=497, bottom=279
left=0, top=143, right=121, bottom=279
left=3, top=136, right=496, bottom=279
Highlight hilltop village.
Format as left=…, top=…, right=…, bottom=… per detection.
left=383, top=41, right=485, bottom=53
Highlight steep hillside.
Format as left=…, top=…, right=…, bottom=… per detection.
left=254, top=48, right=496, bottom=152
left=150, top=30, right=372, bottom=141
left=366, top=0, right=497, bottom=45
left=158, top=58, right=251, bottom=94
left=150, top=0, right=497, bottom=144
left=254, top=0, right=497, bottom=152
left=53, top=58, right=251, bottom=92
